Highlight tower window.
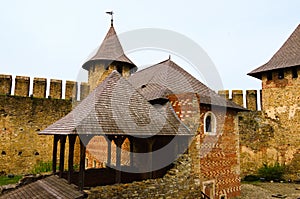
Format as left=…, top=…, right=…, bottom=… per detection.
left=117, top=66, right=122, bottom=74
left=278, top=70, right=284, bottom=79
left=292, top=68, right=298, bottom=78
left=204, top=111, right=216, bottom=135
left=267, top=72, right=272, bottom=80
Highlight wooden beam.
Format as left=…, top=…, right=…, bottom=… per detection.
left=52, top=135, right=59, bottom=174
left=105, top=136, right=112, bottom=166
left=114, top=136, right=125, bottom=183
left=68, top=135, right=76, bottom=184
left=59, top=135, right=66, bottom=178
left=130, top=140, right=134, bottom=167
left=79, top=140, right=86, bottom=191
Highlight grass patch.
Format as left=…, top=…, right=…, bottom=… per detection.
left=0, top=175, right=22, bottom=186
left=258, top=163, right=285, bottom=181
left=32, top=161, right=53, bottom=174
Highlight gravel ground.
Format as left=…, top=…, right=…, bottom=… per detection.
left=240, top=182, right=300, bottom=199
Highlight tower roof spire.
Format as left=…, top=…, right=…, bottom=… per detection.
left=82, top=12, right=136, bottom=71
left=106, top=11, right=114, bottom=26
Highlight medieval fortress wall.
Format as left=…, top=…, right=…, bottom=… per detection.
left=240, top=68, right=300, bottom=179
left=0, top=74, right=83, bottom=174
left=0, top=72, right=299, bottom=180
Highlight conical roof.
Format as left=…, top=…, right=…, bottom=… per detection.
left=248, top=24, right=300, bottom=79
left=82, top=25, right=136, bottom=71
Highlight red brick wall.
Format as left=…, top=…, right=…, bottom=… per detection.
left=86, top=136, right=130, bottom=169
left=198, top=107, right=240, bottom=198
left=169, top=93, right=240, bottom=198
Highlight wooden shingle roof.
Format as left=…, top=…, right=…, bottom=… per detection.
left=128, top=59, right=245, bottom=110
left=0, top=175, right=84, bottom=199
left=39, top=71, right=191, bottom=136
left=248, top=24, right=300, bottom=79
left=82, top=25, right=136, bottom=71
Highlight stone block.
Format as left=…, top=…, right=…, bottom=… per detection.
left=50, top=79, right=62, bottom=99
left=65, top=81, right=77, bottom=100
left=0, top=74, right=12, bottom=95
left=246, top=90, right=257, bottom=111
left=33, top=78, right=47, bottom=98
left=15, top=76, right=30, bottom=97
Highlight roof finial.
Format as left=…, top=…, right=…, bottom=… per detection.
left=168, top=55, right=171, bottom=60
left=106, top=11, right=114, bottom=26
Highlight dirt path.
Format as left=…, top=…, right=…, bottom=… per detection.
left=240, top=182, right=300, bottom=199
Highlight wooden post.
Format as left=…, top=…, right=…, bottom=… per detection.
left=79, top=140, right=86, bottom=191
left=68, top=135, right=76, bottom=184
left=59, top=135, right=66, bottom=178
left=52, top=135, right=59, bottom=174
left=106, top=136, right=112, bottom=166
left=147, top=138, right=156, bottom=179
left=130, top=139, right=134, bottom=167
left=114, top=136, right=125, bottom=183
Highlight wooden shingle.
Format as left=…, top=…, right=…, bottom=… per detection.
left=39, top=71, right=191, bottom=136
left=248, top=24, right=300, bottom=79
left=0, top=175, right=84, bottom=199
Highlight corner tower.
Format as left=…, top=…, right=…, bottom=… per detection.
left=82, top=16, right=137, bottom=91
left=247, top=24, right=300, bottom=174
left=248, top=24, right=300, bottom=111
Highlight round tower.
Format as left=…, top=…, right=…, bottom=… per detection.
left=82, top=15, right=137, bottom=91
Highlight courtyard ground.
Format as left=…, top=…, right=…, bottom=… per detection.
left=240, top=182, right=300, bottom=199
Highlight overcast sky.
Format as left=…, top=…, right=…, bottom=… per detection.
left=0, top=0, right=299, bottom=92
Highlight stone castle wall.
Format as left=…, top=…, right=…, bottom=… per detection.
left=238, top=67, right=300, bottom=180
left=218, top=89, right=261, bottom=111
left=0, top=74, right=86, bottom=174
left=0, top=74, right=90, bottom=101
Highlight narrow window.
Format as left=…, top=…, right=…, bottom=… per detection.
left=267, top=72, right=272, bottom=80
left=204, top=112, right=216, bottom=135
left=278, top=70, right=284, bottom=79
left=93, top=160, right=97, bottom=168
left=292, top=68, right=298, bottom=78
left=205, top=116, right=212, bottom=132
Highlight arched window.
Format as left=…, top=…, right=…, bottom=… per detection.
left=204, top=111, right=216, bottom=135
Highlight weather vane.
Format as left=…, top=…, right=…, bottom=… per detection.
left=106, top=11, right=114, bottom=26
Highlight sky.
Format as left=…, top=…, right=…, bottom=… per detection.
left=0, top=0, right=299, bottom=92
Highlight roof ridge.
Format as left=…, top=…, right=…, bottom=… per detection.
left=129, top=59, right=245, bottom=110
left=134, top=58, right=170, bottom=74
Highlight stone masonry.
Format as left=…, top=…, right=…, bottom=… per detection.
left=0, top=75, right=81, bottom=174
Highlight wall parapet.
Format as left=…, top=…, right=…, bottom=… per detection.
left=0, top=74, right=88, bottom=101
left=0, top=74, right=262, bottom=110
left=218, top=89, right=261, bottom=111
